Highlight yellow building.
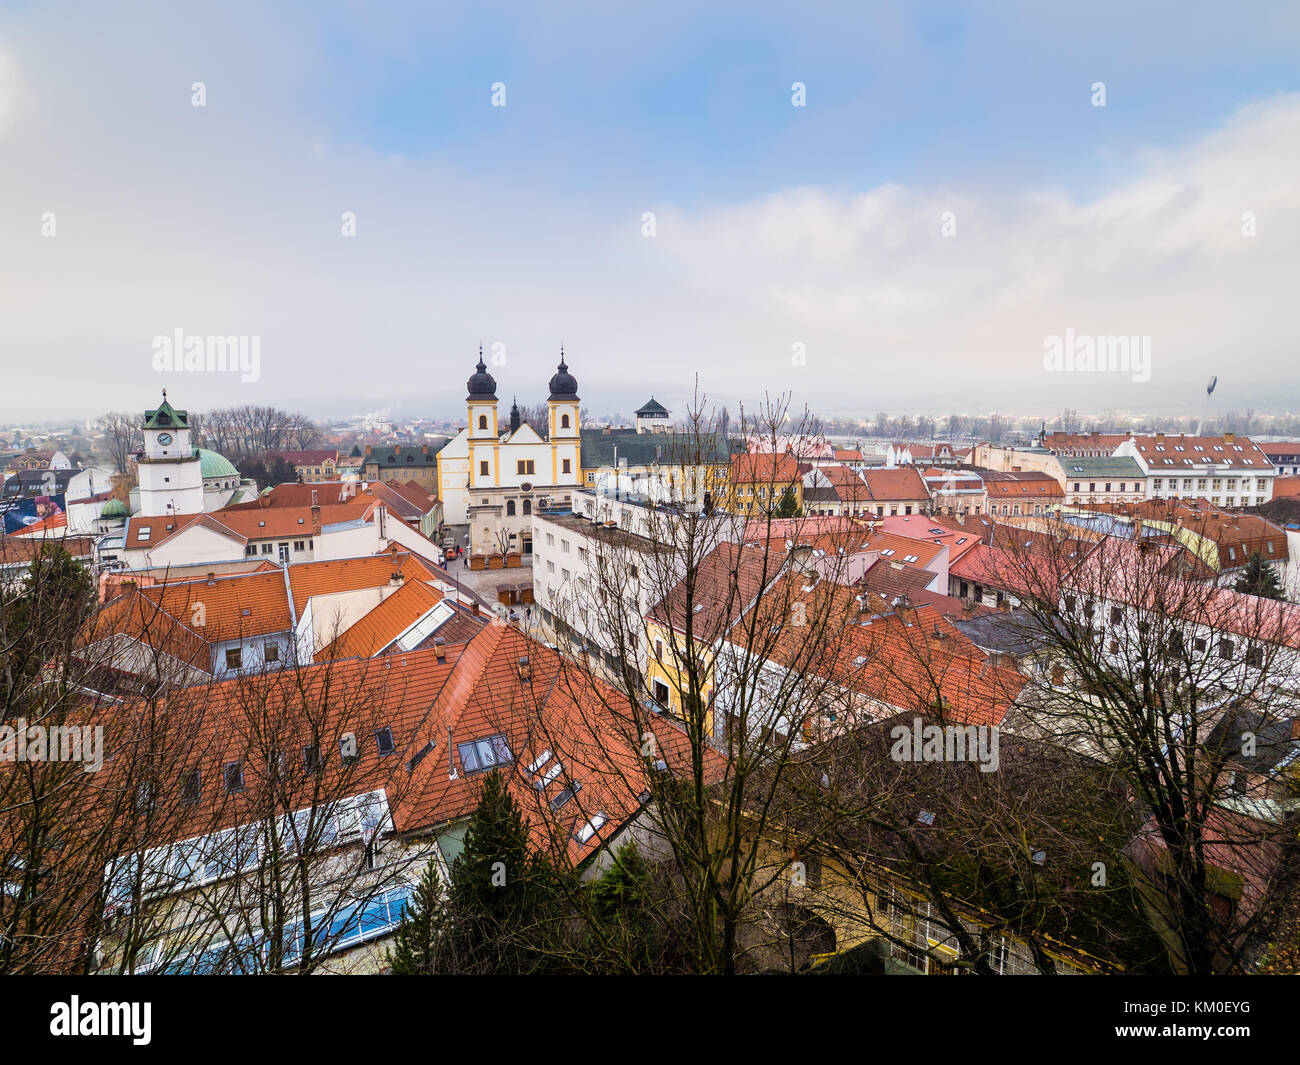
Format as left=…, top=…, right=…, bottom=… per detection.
left=724, top=452, right=804, bottom=516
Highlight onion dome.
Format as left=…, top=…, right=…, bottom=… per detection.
left=548, top=348, right=579, bottom=401
left=467, top=346, right=498, bottom=401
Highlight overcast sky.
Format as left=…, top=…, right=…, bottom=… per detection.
left=2, top=1, right=1298, bottom=425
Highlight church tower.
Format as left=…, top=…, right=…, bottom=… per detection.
left=547, top=348, right=580, bottom=486
left=137, top=391, right=204, bottom=516
left=466, top=346, right=499, bottom=490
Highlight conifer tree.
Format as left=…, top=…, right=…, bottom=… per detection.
left=1235, top=552, right=1284, bottom=600
left=386, top=860, right=444, bottom=975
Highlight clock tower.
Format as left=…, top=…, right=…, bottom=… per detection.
left=137, top=391, right=204, bottom=516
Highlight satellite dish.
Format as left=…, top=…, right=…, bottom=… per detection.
left=1206, top=376, right=1218, bottom=395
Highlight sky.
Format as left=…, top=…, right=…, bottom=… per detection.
left=1, top=0, right=1299, bottom=425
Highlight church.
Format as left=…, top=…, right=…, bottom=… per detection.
left=436, top=350, right=582, bottom=558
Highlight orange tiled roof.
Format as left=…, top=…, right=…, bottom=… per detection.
left=861, top=467, right=929, bottom=501
left=286, top=552, right=436, bottom=615
left=730, top=452, right=801, bottom=484
left=319, top=578, right=447, bottom=659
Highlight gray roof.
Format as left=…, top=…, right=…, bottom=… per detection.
left=635, top=397, right=669, bottom=415
left=1205, top=707, right=1299, bottom=774
left=579, top=431, right=736, bottom=468
left=953, top=610, right=1047, bottom=656
left=1059, top=456, right=1145, bottom=478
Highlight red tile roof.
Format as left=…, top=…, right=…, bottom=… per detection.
left=730, top=453, right=801, bottom=484
left=318, top=578, right=448, bottom=659
left=861, top=467, right=929, bottom=501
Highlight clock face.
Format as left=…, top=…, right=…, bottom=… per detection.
left=157, top=433, right=173, bottom=446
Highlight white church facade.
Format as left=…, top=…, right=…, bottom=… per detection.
left=437, top=350, right=582, bottom=558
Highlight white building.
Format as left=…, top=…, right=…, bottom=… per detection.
left=135, top=393, right=205, bottom=517
left=1115, top=432, right=1275, bottom=508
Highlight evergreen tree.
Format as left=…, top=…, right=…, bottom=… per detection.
left=437, top=770, right=571, bottom=973
left=386, top=859, right=444, bottom=975
left=1235, top=552, right=1284, bottom=600
left=587, top=840, right=681, bottom=972
left=774, top=487, right=800, bottom=518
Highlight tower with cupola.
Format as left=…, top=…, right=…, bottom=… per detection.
left=547, top=348, right=581, bottom=486
left=466, top=347, right=499, bottom=491
left=137, top=391, right=204, bottom=516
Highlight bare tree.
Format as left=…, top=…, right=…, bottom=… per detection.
left=536, top=392, right=873, bottom=972
left=981, top=522, right=1300, bottom=973
left=98, top=412, right=142, bottom=474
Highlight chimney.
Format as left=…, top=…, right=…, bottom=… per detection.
left=365, top=445, right=372, bottom=456
left=434, top=637, right=446, bottom=664
left=206, top=572, right=216, bottom=586
left=1224, top=431, right=1235, bottom=444
left=422, top=444, right=428, bottom=454
left=311, top=503, right=322, bottom=535
left=955, top=511, right=966, bottom=525
left=892, top=594, right=915, bottom=625
left=471, top=601, right=480, bottom=617
left=1155, top=431, right=1165, bottom=444
left=1292, top=717, right=1300, bottom=742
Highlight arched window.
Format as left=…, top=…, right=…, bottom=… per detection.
left=506, top=500, right=516, bottom=516
left=478, top=415, right=488, bottom=430
left=523, top=499, right=532, bottom=515
left=561, top=414, right=570, bottom=429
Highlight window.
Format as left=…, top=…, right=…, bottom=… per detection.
left=1218, top=638, right=1235, bottom=661
left=1245, top=646, right=1263, bottom=669
left=261, top=543, right=273, bottom=554
left=506, top=499, right=516, bottom=516
left=561, top=414, right=570, bottom=429
left=263, top=642, right=280, bottom=663
left=550, top=782, right=582, bottom=811
left=523, top=499, right=531, bottom=514
left=478, top=415, right=488, bottom=430
left=574, top=812, right=607, bottom=844
left=181, top=769, right=201, bottom=804
left=480, top=460, right=489, bottom=476
left=223, top=762, right=244, bottom=794
left=375, top=727, right=395, bottom=756
left=1110, top=606, right=1123, bottom=625
left=225, top=648, right=243, bottom=669
left=303, top=745, right=321, bottom=772
left=458, top=734, right=513, bottom=773
left=517, top=460, right=535, bottom=475
left=653, top=680, right=670, bottom=706
left=294, top=540, right=305, bottom=551
left=563, top=458, right=571, bottom=474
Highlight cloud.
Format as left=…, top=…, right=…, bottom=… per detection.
left=0, top=4, right=1296, bottom=424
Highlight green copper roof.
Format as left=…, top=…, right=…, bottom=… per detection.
left=143, top=396, right=189, bottom=430
left=579, top=430, right=737, bottom=468
left=1059, top=456, right=1144, bottom=478
left=635, top=396, right=669, bottom=416
left=99, top=498, right=129, bottom=518
left=198, top=448, right=238, bottom=478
